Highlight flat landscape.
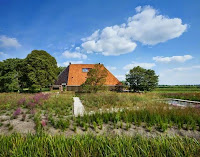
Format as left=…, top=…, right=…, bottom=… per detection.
left=0, top=87, right=200, bottom=156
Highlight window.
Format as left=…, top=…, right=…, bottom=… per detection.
left=82, top=68, right=91, bottom=72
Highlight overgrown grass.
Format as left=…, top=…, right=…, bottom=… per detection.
left=74, top=105, right=200, bottom=132
left=160, top=92, right=200, bottom=101
left=78, top=91, right=156, bottom=111
left=154, top=86, right=200, bottom=93
left=0, top=133, right=199, bottom=157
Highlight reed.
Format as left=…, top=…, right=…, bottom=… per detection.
left=0, top=133, right=199, bottom=157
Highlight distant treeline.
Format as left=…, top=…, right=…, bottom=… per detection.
left=157, top=85, right=200, bottom=88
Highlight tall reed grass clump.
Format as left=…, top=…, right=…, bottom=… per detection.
left=78, top=91, right=152, bottom=110
left=0, top=133, right=199, bottom=157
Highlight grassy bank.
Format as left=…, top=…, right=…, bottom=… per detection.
left=0, top=133, right=199, bottom=157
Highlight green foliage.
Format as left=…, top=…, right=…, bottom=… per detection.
left=126, top=66, right=159, bottom=91
left=57, top=66, right=66, bottom=75
left=0, top=58, right=25, bottom=92
left=0, top=134, right=199, bottom=157
left=81, top=64, right=107, bottom=93
left=24, top=50, right=58, bottom=89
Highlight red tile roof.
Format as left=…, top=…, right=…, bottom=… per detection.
left=55, top=64, right=121, bottom=86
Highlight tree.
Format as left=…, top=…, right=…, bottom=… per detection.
left=57, top=66, right=66, bottom=75
left=0, top=58, right=24, bottom=92
left=81, top=64, right=108, bottom=92
left=126, top=66, right=159, bottom=92
left=24, top=50, right=58, bottom=90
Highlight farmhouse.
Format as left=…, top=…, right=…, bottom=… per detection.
left=54, top=63, right=122, bottom=91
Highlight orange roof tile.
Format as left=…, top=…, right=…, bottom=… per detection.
left=56, top=64, right=121, bottom=86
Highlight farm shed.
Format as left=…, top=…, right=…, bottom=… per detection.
left=54, top=63, right=122, bottom=91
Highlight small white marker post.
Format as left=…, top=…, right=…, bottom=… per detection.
left=73, top=97, right=85, bottom=117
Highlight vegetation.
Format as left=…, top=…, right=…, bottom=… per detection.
left=155, top=85, right=200, bottom=93
left=0, top=133, right=199, bottom=157
left=81, top=64, right=108, bottom=93
left=126, top=66, right=159, bottom=92
left=0, top=58, right=24, bottom=92
left=78, top=91, right=150, bottom=111
left=160, top=92, right=200, bottom=101
left=0, top=50, right=58, bottom=93
left=24, top=50, right=58, bottom=91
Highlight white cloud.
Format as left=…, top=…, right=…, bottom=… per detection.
left=106, top=66, right=117, bottom=71
left=115, top=75, right=126, bottom=81
left=62, top=61, right=83, bottom=66
left=75, top=47, right=80, bottom=51
left=82, top=27, right=137, bottom=56
left=62, top=50, right=87, bottom=59
left=153, top=55, right=193, bottom=63
left=170, top=65, right=200, bottom=71
left=81, top=6, right=187, bottom=56
left=159, top=68, right=200, bottom=85
left=0, top=35, right=21, bottom=48
left=123, top=62, right=156, bottom=70
left=0, top=52, right=5, bottom=55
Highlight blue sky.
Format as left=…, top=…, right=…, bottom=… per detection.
left=0, top=0, right=200, bottom=85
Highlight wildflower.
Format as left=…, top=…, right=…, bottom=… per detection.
left=30, top=109, right=36, bottom=115
left=41, top=120, right=47, bottom=127
left=13, top=108, right=21, bottom=117
left=28, top=101, right=36, bottom=108
left=17, top=98, right=26, bottom=105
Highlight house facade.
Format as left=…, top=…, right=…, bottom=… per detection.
left=54, top=63, right=122, bottom=91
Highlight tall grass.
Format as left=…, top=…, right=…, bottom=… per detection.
left=78, top=92, right=154, bottom=111
left=0, top=133, right=199, bottom=157
left=75, top=106, right=200, bottom=132
left=160, top=92, right=200, bottom=101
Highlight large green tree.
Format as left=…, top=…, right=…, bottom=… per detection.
left=0, top=58, right=24, bottom=92
left=81, top=64, right=107, bottom=92
left=126, top=66, right=159, bottom=92
left=25, top=50, right=58, bottom=89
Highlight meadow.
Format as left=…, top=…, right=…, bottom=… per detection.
left=0, top=88, right=200, bottom=156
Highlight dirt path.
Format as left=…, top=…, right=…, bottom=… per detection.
left=73, top=97, right=85, bottom=117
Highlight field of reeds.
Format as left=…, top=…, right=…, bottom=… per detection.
left=0, top=133, right=199, bottom=157
left=77, top=92, right=157, bottom=111
left=160, top=92, right=200, bottom=101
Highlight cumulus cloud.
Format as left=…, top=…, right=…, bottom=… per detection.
left=153, top=55, right=193, bottom=63
left=81, top=6, right=187, bottom=56
left=123, top=62, right=156, bottom=70
left=0, top=35, right=21, bottom=48
left=62, top=61, right=83, bottom=66
left=82, top=28, right=137, bottom=56
left=62, top=50, right=87, bottom=59
left=106, top=66, right=117, bottom=71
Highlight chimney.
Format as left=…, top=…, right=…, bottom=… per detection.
left=98, top=63, right=100, bottom=64
left=69, top=62, right=71, bottom=65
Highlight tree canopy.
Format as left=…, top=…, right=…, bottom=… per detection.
left=25, top=50, right=58, bottom=89
left=126, top=66, right=159, bottom=92
left=0, top=58, right=24, bottom=92
left=81, top=64, right=108, bottom=92
left=0, top=50, right=58, bottom=92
